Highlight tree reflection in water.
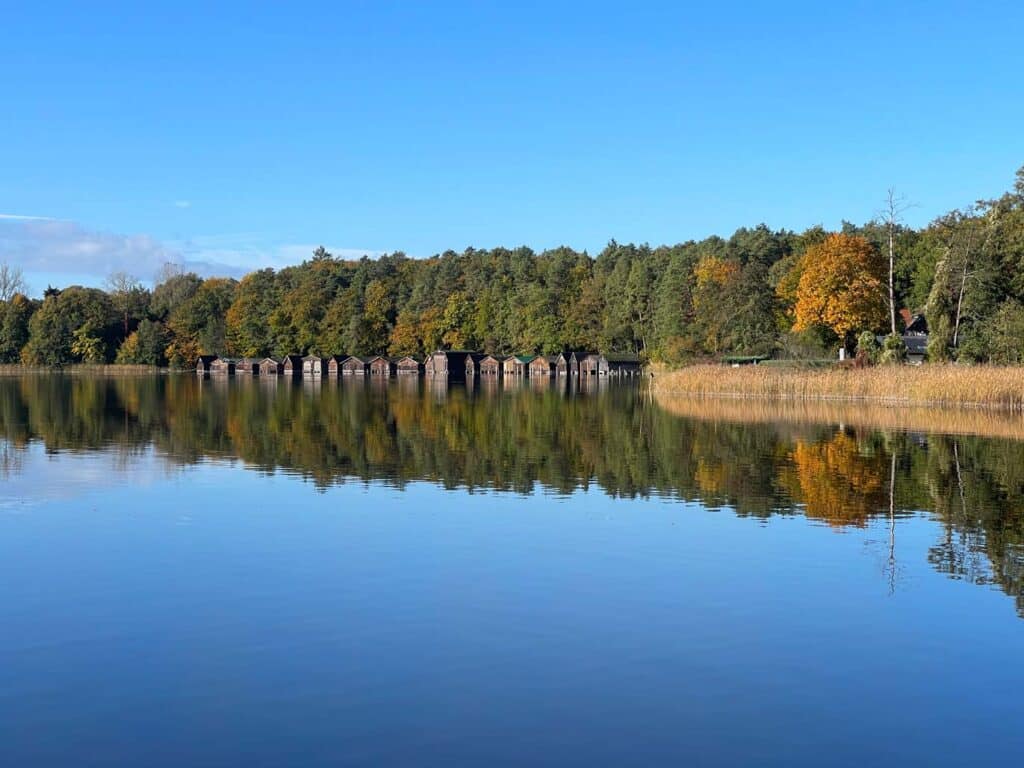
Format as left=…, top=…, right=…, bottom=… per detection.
left=2, top=373, right=1023, bottom=616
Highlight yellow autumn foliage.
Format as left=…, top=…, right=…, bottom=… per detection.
left=792, top=233, right=886, bottom=339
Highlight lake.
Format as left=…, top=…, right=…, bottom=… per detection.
left=1, top=374, right=1022, bottom=766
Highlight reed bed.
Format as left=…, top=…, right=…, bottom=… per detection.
left=652, top=364, right=1024, bottom=412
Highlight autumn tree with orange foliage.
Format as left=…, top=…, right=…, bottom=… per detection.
left=791, top=233, right=887, bottom=347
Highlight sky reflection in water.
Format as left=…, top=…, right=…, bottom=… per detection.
left=1, top=374, right=1022, bottom=766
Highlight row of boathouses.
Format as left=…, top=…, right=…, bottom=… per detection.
left=197, top=351, right=641, bottom=379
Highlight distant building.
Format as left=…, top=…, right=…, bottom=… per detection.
left=325, top=355, right=348, bottom=377
left=426, top=350, right=472, bottom=381
left=903, top=335, right=928, bottom=365
left=395, top=356, right=423, bottom=375
left=209, top=357, right=235, bottom=376
left=369, top=356, right=395, bottom=376
left=883, top=311, right=929, bottom=365
left=464, top=353, right=489, bottom=378
left=479, top=355, right=505, bottom=377
left=341, top=356, right=371, bottom=375
left=504, top=355, right=534, bottom=377
left=235, top=358, right=260, bottom=375
left=529, top=355, right=557, bottom=378
left=259, top=357, right=283, bottom=376
left=302, top=354, right=323, bottom=377
left=282, top=355, right=304, bottom=377
left=905, top=313, right=928, bottom=336
left=195, top=355, right=218, bottom=375
left=579, top=353, right=641, bottom=377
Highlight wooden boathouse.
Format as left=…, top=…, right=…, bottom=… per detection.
left=325, top=355, right=348, bottom=377
left=259, top=357, right=283, bottom=375
left=209, top=357, right=234, bottom=375
left=282, top=355, right=304, bottom=377
left=235, top=358, right=260, bottom=375
left=302, top=354, right=323, bottom=376
left=426, top=350, right=472, bottom=380
left=195, top=355, right=217, bottom=375
left=464, top=353, right=489, bottom=378
left=395, top=356, right=423, bottom=375
left=504, top=355, right=534, bottom=377
left=529, top=355, right=557, bottom=377
left=579, top=353, right=642, bottom=377
left=556, top=352, right=589, bottom=376
left=479, top=355, right=504, bottom=377
left=341, top=356, right=371, bottom=375
left=369, top=356, right=395, bottom=376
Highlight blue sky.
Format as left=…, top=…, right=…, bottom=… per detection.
left=2, top=1, right=1023, bottom=294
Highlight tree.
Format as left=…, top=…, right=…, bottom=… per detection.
left=150, top=271, right=202, bottom=320
left=104, top=271, right=145, bottom=339
left=0, top=294, right=36, bottom=362
left=925, top=206, right=998, bottom=359
left=166, top=278, right=236, bottom=358
left=984, top=301, right=1024, bottom=364
left=71, top=322, right=107, bottom=363
left=23, top=287, right=118, bottom=365
left=792, top=233, right=887, bottom=348
left=692, top=255, right=739, bottom=354
left=116, top=319, right=168, bottom=365
left=388, top=310, right=422, bottom=356
left=856, top=330, right=880, bottom=364
left=226, top=269, right=279, bottom=357
left=0, top=262, right=27, bottom=302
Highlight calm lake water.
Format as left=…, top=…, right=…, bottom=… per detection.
left=1, top=374, right=1022, bottom=766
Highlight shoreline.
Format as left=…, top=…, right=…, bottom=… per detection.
left=0, top=364, right=170, bottom=376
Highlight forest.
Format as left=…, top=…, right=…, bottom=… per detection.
left=2, top=165, right=1024, bottom=367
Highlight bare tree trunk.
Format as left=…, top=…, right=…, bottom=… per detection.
left=887, top=191, right=898, bottom=336
left=953, top=258, right=968, bottom=349
left=952, top=226, right=975, bottom=349
left=880, top=190, right=913, bottom=339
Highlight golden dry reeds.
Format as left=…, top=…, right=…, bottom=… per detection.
left=652, top=364, right=1024, bottom=412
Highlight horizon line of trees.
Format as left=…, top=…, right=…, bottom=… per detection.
left=2, top=164, right=1024, bottom=367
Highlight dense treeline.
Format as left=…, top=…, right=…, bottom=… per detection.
left=2, top=374, right=1023, bottom=615
left=3, top=166, right=1024, bottom=366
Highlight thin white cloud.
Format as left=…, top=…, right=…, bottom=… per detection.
left=0, top=213, right=55, bottom=221
left=173, top=200, right=191, bottom=209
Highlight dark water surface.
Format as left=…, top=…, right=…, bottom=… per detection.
left=1, top=374, right=1022, bottom=766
